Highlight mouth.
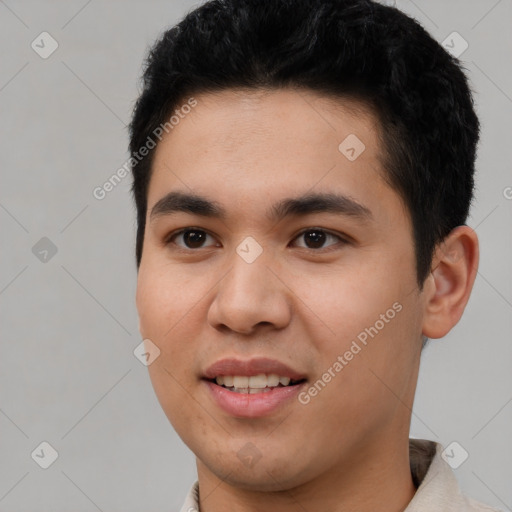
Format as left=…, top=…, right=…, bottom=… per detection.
left=201, top=357, right=308, bottom=417
left=205, top=374, right=307, bottom=394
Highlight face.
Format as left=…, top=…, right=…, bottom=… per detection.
left=136, top=88, right=426, bottom=491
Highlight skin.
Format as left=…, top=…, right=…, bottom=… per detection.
left=136, top=88, right=479, bottom=512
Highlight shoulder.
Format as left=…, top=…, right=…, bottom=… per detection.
left=407, top=439, right=502, bottom=512
left=463, top=495, right=503, bottom=512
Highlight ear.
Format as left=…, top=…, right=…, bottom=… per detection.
left=421, top=226, right=479, bottom=339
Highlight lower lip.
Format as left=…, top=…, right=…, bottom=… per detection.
left=203, top=380, right=306, bottom=418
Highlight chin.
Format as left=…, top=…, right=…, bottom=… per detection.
left=214, top=466, right=303, bottom=493
left=197, top=446, right=314, bottom=493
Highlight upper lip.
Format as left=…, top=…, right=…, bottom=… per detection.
left=203, top=357, right=307, bottom=381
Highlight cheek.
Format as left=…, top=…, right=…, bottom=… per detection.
left=136, top=265, right=204, bottom=427
left=288, top=261, right=397, bottom=348
left=136, top=261, right=197, bottom=339
left=291, top=259, right=420, bottom=401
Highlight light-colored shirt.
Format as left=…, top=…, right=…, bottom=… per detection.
left=179, top=439, right=501, bottom=512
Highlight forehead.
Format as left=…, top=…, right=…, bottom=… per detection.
left=148, top=88, right=408, bottom=229
left=154, top=88, right=382, bottom=164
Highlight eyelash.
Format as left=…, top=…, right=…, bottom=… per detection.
left=164, top=227, right=350, bottom=253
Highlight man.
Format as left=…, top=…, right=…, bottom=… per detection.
left=129, top=0, right=499, bottom=510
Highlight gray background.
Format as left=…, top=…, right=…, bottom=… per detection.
left=0, top=0, right=511, bottom=510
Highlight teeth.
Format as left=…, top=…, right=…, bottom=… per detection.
left=233, top=376, right=249, bottom=388
left=248, top=374, right=267, bottom=388
left=232, top=387, right=274, bottom=394
left=267, top=374, right=280, bottom=387
left=214, top=373, right=297, bottom=390
left=279, top=376, right=291, bottom=386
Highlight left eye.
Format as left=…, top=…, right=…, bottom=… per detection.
left=291, top=228, right=345, bottom=250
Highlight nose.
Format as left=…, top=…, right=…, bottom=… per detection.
left=207, top=248, right=292, bottom=335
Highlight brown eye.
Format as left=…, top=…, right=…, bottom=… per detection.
left=292, top=228, right=346, bottom=250
left=168, top=229, right=218, bottom=249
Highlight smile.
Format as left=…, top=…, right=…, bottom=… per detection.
left=213, top=374, right=303, bottom=394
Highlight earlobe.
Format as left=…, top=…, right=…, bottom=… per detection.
left=421, top=226, right=479, bottom=339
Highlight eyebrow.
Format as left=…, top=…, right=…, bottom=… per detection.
left=149, top=190, right=374, bottom=224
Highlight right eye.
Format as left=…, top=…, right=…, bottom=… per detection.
left=166, top=228, right=220, bottom=250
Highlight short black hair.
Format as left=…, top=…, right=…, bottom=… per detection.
left=129, top=0, right=480, bottom=291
